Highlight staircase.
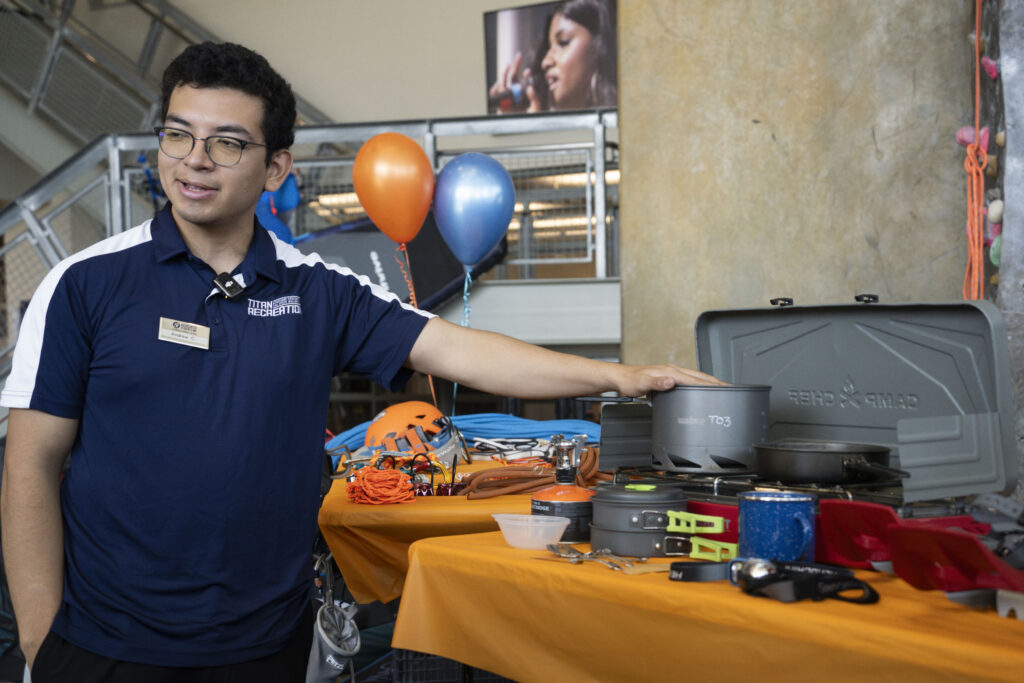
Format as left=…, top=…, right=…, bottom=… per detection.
left=0, top=0, right=331, bottom=153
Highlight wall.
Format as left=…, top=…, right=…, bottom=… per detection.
left=996, top=0, right=1024, bottom=498
left=172, top=0, right=545, bottom=122
left=618, top=0, right=973, bottom=367
left=0, top=86, right=75, bottom=197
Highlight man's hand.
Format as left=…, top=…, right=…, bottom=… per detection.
left=613, top=363, right=729, bottom=398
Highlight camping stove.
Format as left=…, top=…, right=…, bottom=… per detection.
left=597, top=299, right=1018, bottom=510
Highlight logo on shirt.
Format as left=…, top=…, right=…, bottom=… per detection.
left=247, top=295, right=302, bottom=318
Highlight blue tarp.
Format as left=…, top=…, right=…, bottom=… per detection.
left=325, top=412, right=600, bottom=454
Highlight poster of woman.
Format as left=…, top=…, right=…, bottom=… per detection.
left=485, top=0, right=618, bottom=114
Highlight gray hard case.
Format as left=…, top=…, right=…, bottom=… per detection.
left=694, top=299, right=1018, bottom=503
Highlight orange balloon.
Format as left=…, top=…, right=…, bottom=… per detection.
left=352, top=133, right=435, bottom=244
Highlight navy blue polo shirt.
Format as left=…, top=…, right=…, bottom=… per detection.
left=1, top=204, right=431, bottom=665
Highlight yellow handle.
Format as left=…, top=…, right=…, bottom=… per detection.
left=689, top=537, right=738, bottom=562
left=666, top=510, right=725, bottom=535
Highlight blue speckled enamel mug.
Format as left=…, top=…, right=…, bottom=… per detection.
left=737, top=491, right=816, bottom=562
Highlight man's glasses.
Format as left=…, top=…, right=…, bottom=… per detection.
left=154, top=127, right=266, bottom=167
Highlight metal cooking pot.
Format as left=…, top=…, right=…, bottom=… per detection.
left=590, top=482, right=687, bottom=532
left=589, top=523, right=693, bottom=557
left=753, top=440, right=910, bottom=484
left=651, top=384, right=771, bottom=474
left=589, top=482, right=733, bottom=557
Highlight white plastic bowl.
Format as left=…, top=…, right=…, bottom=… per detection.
left=492, top=513, right=571, bottom=550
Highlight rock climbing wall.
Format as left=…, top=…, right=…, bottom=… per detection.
left=618, top=0, right=975, bottom=367
left=997, top=0, right=1024, bottom=499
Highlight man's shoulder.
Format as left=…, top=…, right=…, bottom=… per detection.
left=70, top=220, right=154, bottom=266
left=35, top=220, right=155, bottom=302
left=269, top=239, right=415, bottom=304
left=55, top=220, right=155, bottom=279
left=266, top=239, right=368, bottom=293
left=263, top=237, right=432, bottom=322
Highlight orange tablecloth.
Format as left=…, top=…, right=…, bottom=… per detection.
left=317, top=470, right=531, bottom=604
left=393, top=531, right=1024, bottom=682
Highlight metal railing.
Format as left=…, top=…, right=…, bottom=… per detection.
left=0, top=110, right=619, bottom=381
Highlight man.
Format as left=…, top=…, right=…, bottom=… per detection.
left=0, top=42, right=721, bottom=681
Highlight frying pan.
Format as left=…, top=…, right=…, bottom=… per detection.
left=753, top=440, right=910, bottom=484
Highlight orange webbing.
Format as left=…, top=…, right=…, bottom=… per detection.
left=963, top=0, right=988, bottom=300
left=395, top=244, right=439, bottom=407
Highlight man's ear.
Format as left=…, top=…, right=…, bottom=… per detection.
left=264, top=148, right=294, bottom=193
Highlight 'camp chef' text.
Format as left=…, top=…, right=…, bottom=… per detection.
left=787, top=389, right=919, bottom=410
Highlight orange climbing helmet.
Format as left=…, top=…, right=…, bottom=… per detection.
left=364, top=401, right=447, bottom=454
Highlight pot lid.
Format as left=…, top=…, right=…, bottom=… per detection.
left=657, top=383, right=771, bottom=393
left=592, top=482, right=686, bottom=503
left=754, top=440, right=891, bottom=455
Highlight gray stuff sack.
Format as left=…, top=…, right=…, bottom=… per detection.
left=306, top=602, right=360, bottom=683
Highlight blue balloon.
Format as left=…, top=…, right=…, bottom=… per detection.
left=433, top=153, right=515, bottom=266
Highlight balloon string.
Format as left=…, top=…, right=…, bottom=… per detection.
left=461, top=268, right=473, bottom=328
left=396, top=244, right=438, bottom=408
left=451, top=269, right=474, bottom=415
left=395, top=244, right=418, bottom=308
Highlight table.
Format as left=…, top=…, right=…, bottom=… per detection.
left=317, top=471, right=531, bottom=604
left=392, top=531, right=1024, bottom=682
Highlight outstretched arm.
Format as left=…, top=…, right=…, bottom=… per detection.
left=406, top=318, right=725, bottom=399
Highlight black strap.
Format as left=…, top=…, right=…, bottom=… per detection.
left=668, top=558, right=879, bottom=604
left=668, top=562, right=730, bottom=582
left=772, top=560, right=856, bottom=580
left=755, top=577, right=879, bottom=604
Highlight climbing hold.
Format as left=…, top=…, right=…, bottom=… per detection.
left=982, top=56, right=999, bottom=79
left=988, top=199, right=1004, bottom=224
left=996, top=130, right=1006, bottom=147
left=956, top=125, right=990, bottom=152
left=969, top=32, right=986, bottom=54
left=989, top=235, right=1001, bottom=268
left=984, top=216, right=1002, bottom=247
left=986, top=156, right=998, bottom=177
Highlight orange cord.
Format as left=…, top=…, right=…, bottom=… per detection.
left=395, top=244, right=439, bottom=407
left=963, top=0, right=988, bottom=300
left=346, top=466, right=416, bottom=504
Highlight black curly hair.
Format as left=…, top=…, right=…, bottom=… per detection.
left=160, top=42, right=296, bottom=165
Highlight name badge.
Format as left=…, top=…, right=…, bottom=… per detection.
left=157, top=317, right=210, bottom=350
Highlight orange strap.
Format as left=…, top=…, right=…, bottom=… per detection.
left=963, top=0, right=988, bottom=300
left=394, top=244, right=439, bottom=407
